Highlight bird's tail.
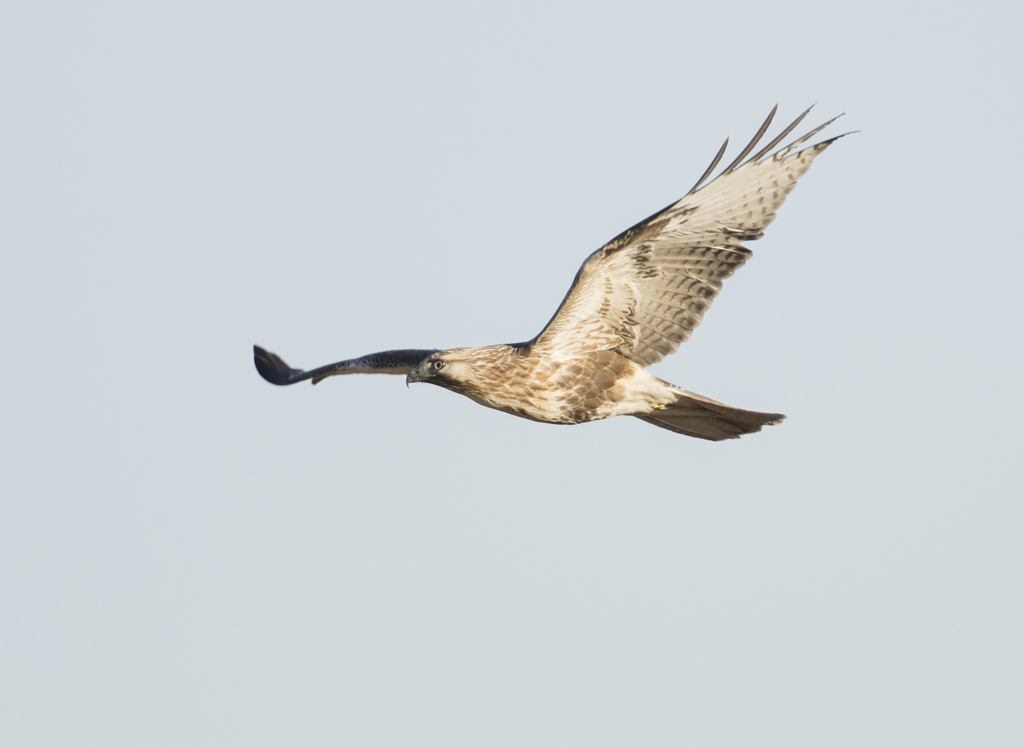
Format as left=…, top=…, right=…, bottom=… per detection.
left=634, top=385, right=784, bottom=441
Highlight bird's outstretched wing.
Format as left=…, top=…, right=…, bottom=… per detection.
left=531, top=106, right=846, bottom=367
left=254, top=345, right=438, bottom=385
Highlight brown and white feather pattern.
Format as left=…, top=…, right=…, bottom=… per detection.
left=533, top=107, right=841, bottom=368
left=254, top=107, right=845, bottom=440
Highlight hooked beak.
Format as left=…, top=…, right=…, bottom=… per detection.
left=406, top=364, right=426, bottom=386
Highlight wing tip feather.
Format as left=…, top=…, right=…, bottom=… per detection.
left=254, top=345, right=306, bottom=386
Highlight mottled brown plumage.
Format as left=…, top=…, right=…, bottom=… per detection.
left=255, top=106, right=845, bottom=440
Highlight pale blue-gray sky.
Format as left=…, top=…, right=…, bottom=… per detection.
left=2, top=1, right=1022, bottom=746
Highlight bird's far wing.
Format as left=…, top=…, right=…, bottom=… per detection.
left=254, top=345, right=438, bottom=385
left=531, top=106, right=847, bottom=366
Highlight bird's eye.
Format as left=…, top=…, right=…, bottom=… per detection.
left=432, top=360, right=446, bottom=371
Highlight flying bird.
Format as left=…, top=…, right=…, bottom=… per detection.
left=255, top=106, right=844, bottom=440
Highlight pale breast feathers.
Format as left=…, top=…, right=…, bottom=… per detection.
left=530, top=105, right=844, bottom=367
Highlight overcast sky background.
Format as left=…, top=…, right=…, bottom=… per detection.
left=2, top=1, right=1022, bottom=746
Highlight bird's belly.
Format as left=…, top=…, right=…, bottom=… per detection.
left=464, top=388, right=581, bottom=424
left=463, top=362, right=675, bottom=425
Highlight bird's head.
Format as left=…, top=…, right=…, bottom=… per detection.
left=407, top=350, right=465, bottom=390
left=407, top=345, right=516, bottom=401
left=407, top=347, right=502, bottom=396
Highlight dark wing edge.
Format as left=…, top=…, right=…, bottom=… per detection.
left=253, top=345, right=438, bottom=386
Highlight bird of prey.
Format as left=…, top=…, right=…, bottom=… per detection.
left=255, top=106, right=844, bottom=440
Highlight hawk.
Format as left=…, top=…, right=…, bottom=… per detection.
left=255, top=106, right=844, bottom=440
